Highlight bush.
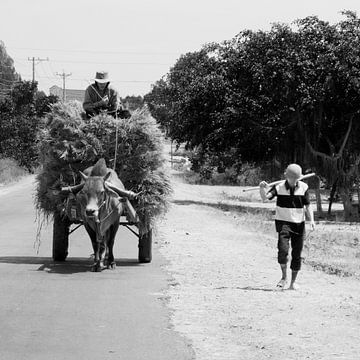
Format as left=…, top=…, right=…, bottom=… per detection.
left=186, top=146, right=266, bottom=185
left=0, top=82, right=58, bottom=171
left=235, top=163, right=264, bottom=186
left=0, top=115, right=41, bottom=171
left=0, top=158, right=27, bottom=184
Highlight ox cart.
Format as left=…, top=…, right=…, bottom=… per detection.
left=52, top=188, right=153, bottom=264
left=35, top=103, right=170, bottom=269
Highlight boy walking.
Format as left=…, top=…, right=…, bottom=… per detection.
left=259, top=164, right=315, bottom=290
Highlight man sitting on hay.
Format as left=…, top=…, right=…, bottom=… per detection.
left=83, top=71, right=130, bottom=119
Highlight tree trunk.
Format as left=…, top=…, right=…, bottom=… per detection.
left=340, top=191, right=357, bottom=222
left=327, top=181, right=337, bottom=216
left=307, top=175, right=323, bottom=217
left=315, top=187, right=322, bottom=215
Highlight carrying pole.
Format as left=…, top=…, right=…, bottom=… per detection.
left=242, top=172, right=316, bottom=192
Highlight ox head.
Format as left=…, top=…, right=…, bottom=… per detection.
left=72, top=171, right=138, bottom=223
left=60, top=159, right=139, bottom=225
left=76, top=171, right=113, bottom=223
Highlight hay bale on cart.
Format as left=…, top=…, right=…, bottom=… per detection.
left=35, top=101, right=171, bottom=263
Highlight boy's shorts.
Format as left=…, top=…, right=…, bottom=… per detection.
left=276, top=221, right=305, bottom=271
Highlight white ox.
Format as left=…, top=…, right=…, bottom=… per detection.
left=67, top=158, right=137, bottom=272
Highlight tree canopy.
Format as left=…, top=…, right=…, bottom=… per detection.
left=0, top=41, right=20, bottom=95
left=147, top=13, right=360, bottom=156
left=145, top=12, right=360, bottom=217
left=0, top=80, right=59, bottom=170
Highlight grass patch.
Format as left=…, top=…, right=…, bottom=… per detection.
left=303, top=224, right=360, bottom=278
left=220, top=190, right=263, bottom=203
left=170, top=146, right=360, bottom=279
left=0, top=158, right=28, bottom=184
left=229, top=208, right=360, bottom=279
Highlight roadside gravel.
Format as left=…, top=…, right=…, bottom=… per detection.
left=158, top=169, right=360, bottom=360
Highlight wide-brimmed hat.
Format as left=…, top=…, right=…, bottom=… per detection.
left=93, top=71, right=110, bottom=83
left=285, top=163, right=303, bottom=180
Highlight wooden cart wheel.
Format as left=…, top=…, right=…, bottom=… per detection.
left=138, top=228, right=152, bottom=263
left=52, top=212, right=70, bottom=261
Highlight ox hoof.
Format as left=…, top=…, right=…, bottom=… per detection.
left=91, top=265, right=100, bottom=272
left=91, top=263, right=103, bottom=272
left=107, top=262, right=116, bottom=270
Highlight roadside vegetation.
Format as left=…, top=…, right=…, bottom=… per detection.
left=0, top=158, right=27, bottom=184
left=171, top=144, right=360, bottom=280
left=223, top=197, right=360, bottom=280
left=0, top=41, right=147, bottom=189
left=146, top=11, right=360, bottom=221
left=0, top=41, right=58, bottom=184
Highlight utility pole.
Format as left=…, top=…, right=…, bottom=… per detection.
left=56, top=71, right=72, bottom=102
left=27, top=57, right=49, bottom=82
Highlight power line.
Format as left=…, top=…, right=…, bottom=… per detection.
left=7, top=46, right=181, bottom=55
left=47, top=61, right=58, bottom=77
left=56, top=71, right=72, bottom=101
left=22, top=58, right=171, bottom=66
left=35, top=75, right=153, bottom=83
left=27, top=57, right=49, bottom=82
left=39, top=61, right=53, bottom=80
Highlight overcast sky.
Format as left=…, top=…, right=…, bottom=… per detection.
left=1, top=0, right=360, bottom=96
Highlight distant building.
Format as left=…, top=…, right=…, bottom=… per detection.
left=49, top=85, right=85, bottom=102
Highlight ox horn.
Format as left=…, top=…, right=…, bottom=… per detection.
left=79, top=171, right=88, bottom=181
left=60, top=183, right=84, bottom=195
left=105, top=182, right=140, bottom=200
left=60, top=171, right=88, bottom=194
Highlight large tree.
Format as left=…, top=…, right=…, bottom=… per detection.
left=0, top=80, right=58, bottom=170
left=0, top=41, right=20, bottom=95
left=144, top=79, right=172, bottom=135
left=145, top=12, right=360, bottom=219
left=294, top=12, right=360, bottom=217
left=217, top=13, right=360, bottom=217
left=146, top=50, right=230, bottom=150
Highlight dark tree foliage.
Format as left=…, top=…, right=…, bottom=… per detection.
left=144, top=79, right=172, bottom=134
left=146, top=49, right=230, bottom=149
left=0, top=78, right=59, bottom=170
left=0, top=42, right=59, bottom=170
left=121, top=95, right=144, bottom=111
left=35, top=91, right=59, bottom=117
left=145, top=11, right=360, bottom=218
left=0, top=40, right=20, bottom=94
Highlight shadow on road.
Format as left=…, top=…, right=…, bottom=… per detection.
left=237, top=286, right=279, bottom=292
left=215, top=285, right=278, bottom=292
left=172, top=199, right=273, bottom=216
left=0, top=256, right=141, bottom=274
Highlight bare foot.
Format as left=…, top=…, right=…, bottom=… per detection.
left=276, top=279, right=287, bottom=290
left=288, top=282, right=299, bottom=290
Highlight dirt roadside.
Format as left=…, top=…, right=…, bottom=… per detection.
left=158, top=168, right=360, bottom=359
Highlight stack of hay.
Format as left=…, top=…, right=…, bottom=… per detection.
left=35, top=101, right=172, bottom=229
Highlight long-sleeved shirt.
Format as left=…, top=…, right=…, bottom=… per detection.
left=83, top=83, right=120, bottom=115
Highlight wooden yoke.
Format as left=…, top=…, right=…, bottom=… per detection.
left=121, top=198, right=139, bottom=224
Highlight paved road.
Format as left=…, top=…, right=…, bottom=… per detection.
left=0, top=176, right=194, bottom=360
